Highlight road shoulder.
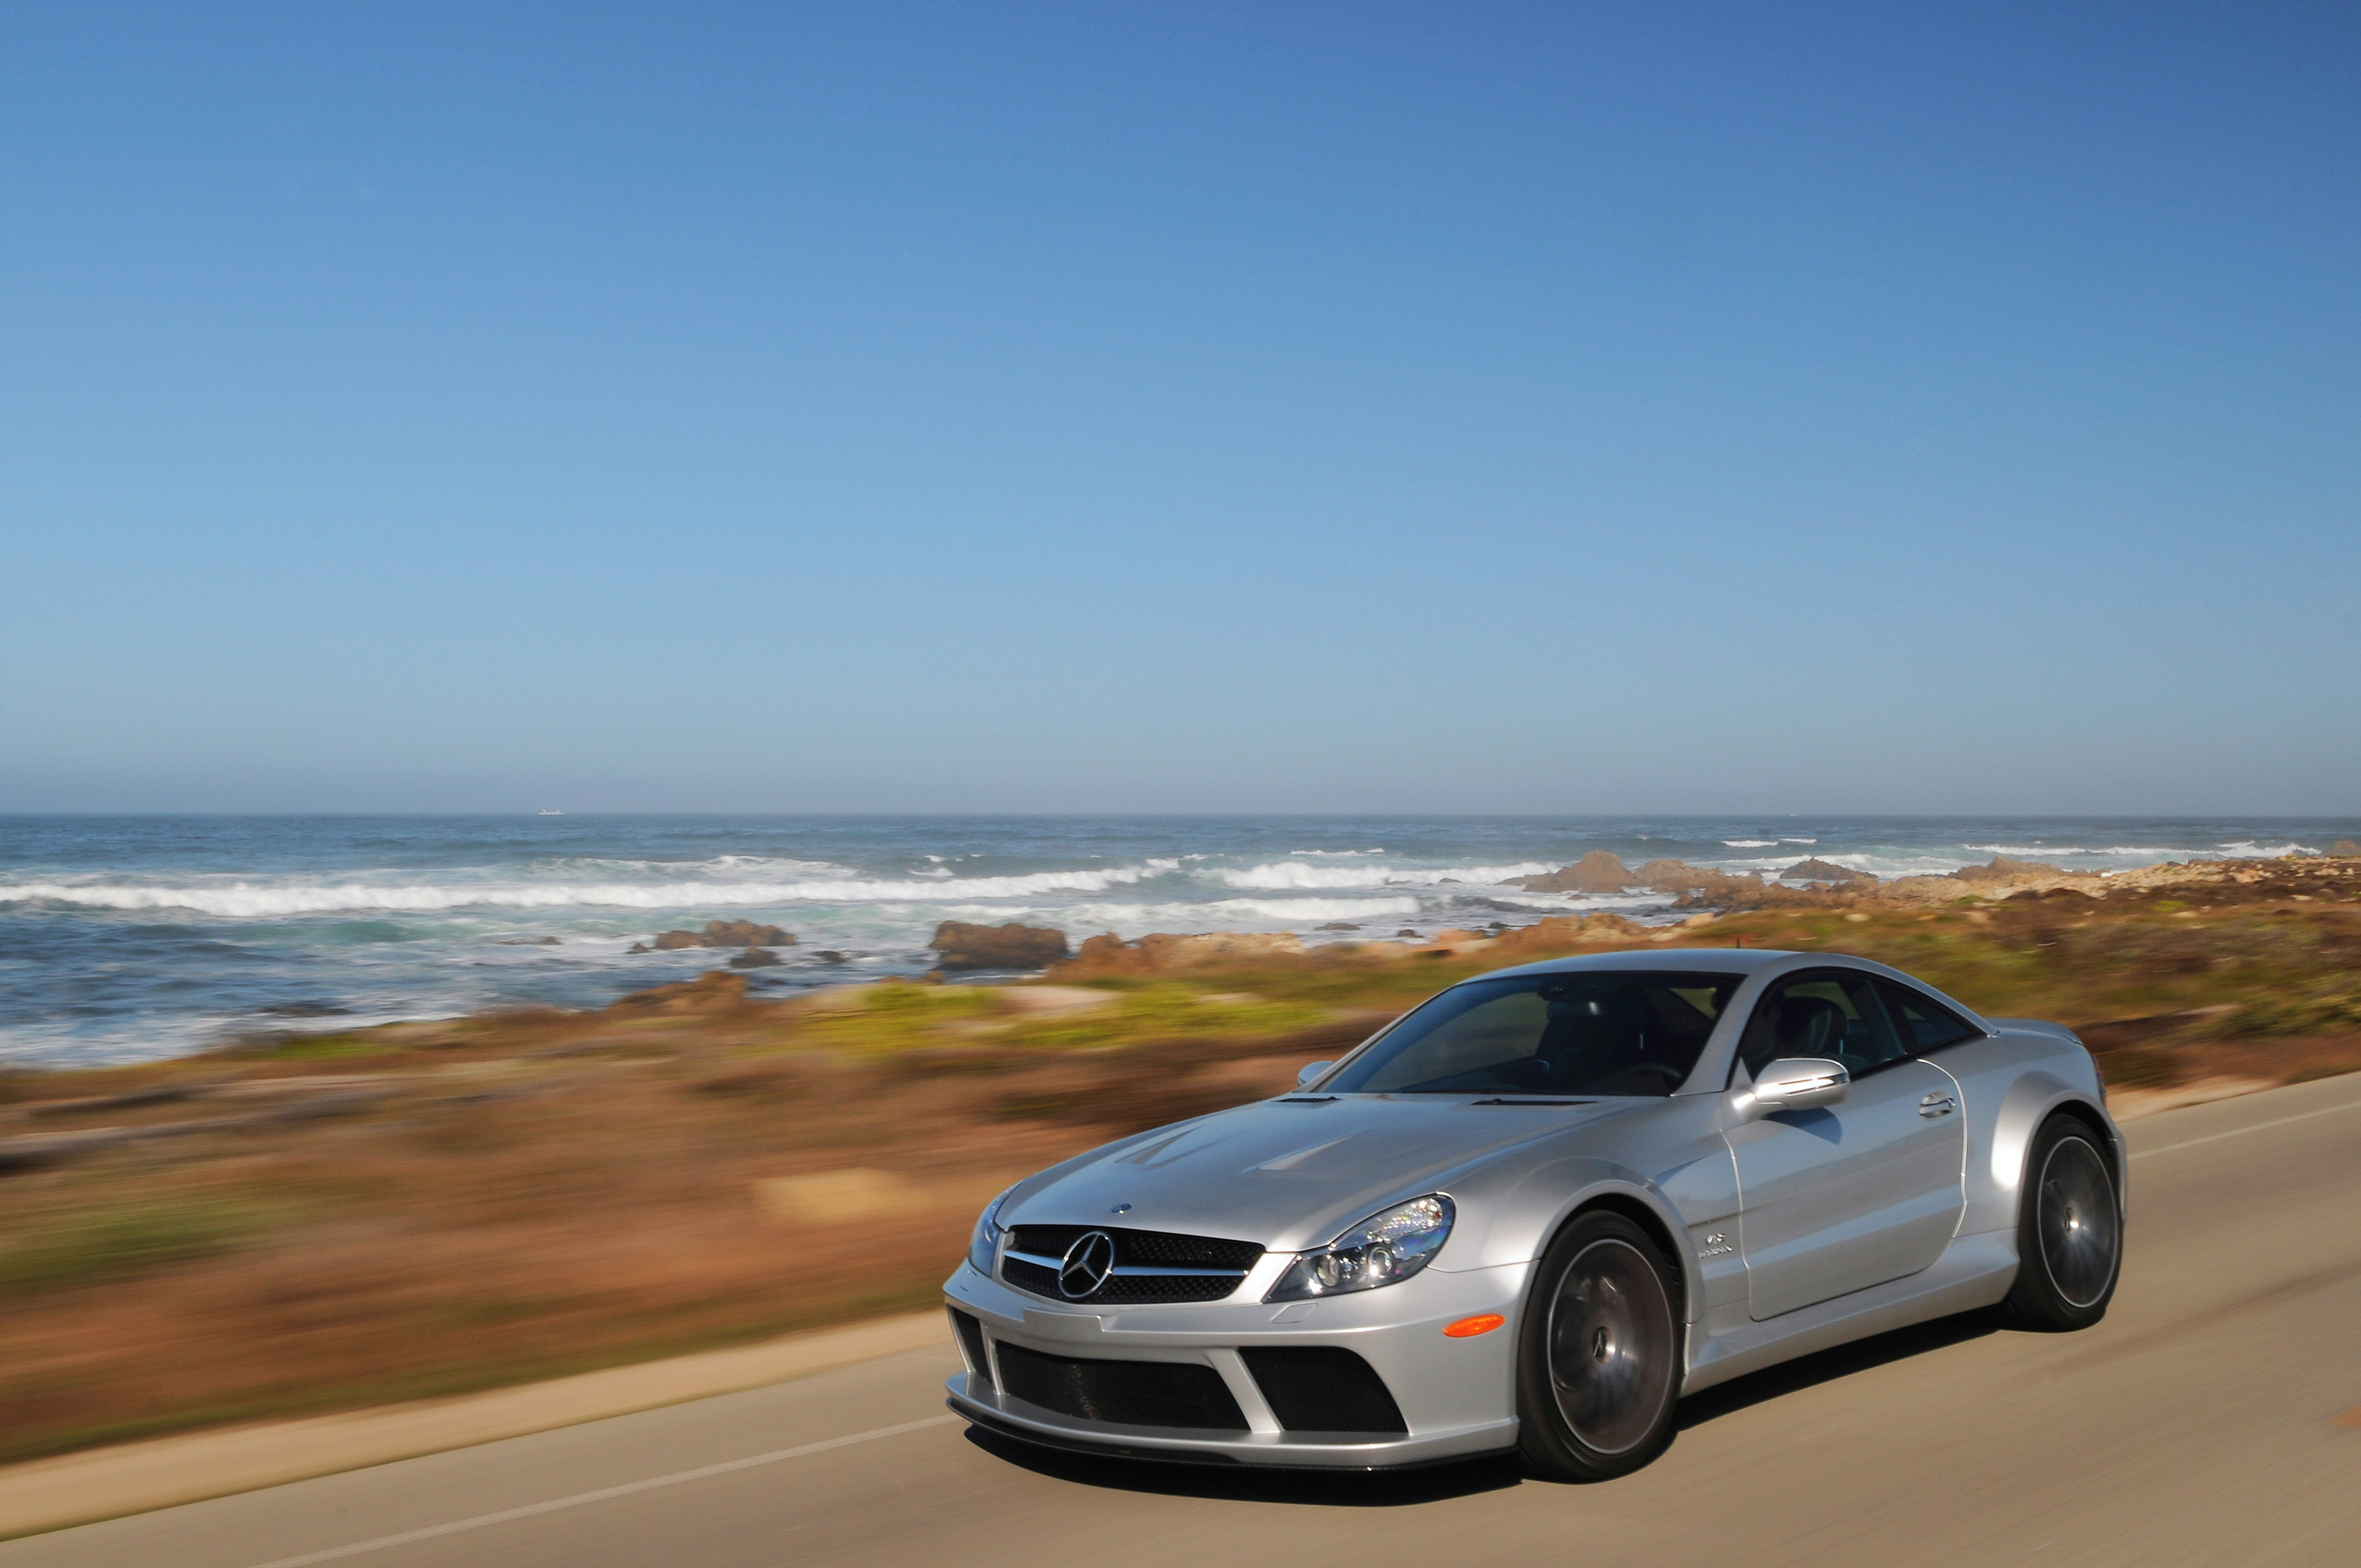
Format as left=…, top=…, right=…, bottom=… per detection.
left=0, top=1311, right=945, bottom=1541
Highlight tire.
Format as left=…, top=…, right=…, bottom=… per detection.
left=1515, top=1212, right=1683, bottom=1481
left=2001, top=1115, right=2122, bottom=1330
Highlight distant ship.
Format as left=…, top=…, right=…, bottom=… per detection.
left=539, top=809, right=563, bottom=817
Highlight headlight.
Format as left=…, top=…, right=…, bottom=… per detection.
left=968, top=1185, right=1017, bottom=1275
left=1266, top=1194, right=1454, bottom=1302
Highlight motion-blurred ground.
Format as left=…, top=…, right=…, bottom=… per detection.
left=2, top=854, right=2356, bottom=1466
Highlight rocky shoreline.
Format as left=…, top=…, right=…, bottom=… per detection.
left=831, top=845, right=2361, bottom=988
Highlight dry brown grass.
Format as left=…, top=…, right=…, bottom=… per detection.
left=0, top=987, right=1370, bottom=1465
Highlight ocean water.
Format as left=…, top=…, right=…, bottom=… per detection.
left=2, top=814, right=2355, bottom=1068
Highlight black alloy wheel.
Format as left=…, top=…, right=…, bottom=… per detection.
left=2001, top=1114, right=2123, bottom=1330
left=1515, top=1211, right=1683, bottom=1481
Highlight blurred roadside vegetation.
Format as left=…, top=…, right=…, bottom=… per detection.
left=1, top=853, right=2355, bottom=1466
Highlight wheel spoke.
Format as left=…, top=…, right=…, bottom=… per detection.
left=1546, top=1238, right=1674, bottom=1455
left=2038, top=1136, right=2119, bottom=1309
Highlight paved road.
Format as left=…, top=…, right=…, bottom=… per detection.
left=13, top=1075, right=2361, bottom=1568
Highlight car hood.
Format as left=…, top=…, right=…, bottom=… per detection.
left=1000, top=1094, right=1636, bottom=1255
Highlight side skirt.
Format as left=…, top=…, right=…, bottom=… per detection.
left=1679, top=1230, right=2017, bottom=1396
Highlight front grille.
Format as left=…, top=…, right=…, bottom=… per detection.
left=1009, top=1226, right=1262, bottom=1271
left=999, top=1224, right=1262, bottom=1306
left=993, top=1343, right=1249, bottom=1431
left=1239, top=1348, right=1408, bottom=1434
left=948, top=1308, right=993, bottom=1391
left=1002, top=1256, right=1066, bottom=1299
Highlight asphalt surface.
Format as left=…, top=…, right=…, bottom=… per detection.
left=12, top=1074, right=2361, bottom=1568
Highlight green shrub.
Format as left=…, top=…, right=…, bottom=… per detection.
left=0, top=1198, right=277, bottom=1294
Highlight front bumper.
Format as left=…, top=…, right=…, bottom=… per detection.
left=941, top=1256, right=1526, bottom=1468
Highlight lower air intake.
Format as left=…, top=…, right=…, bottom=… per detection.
left=992, top=1344, right=1248, bottom=1431
left=948, top=1308, right=993, bottom=1392
left=1238, top=1347, right=1409, bottom=1434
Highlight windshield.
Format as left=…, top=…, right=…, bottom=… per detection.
left=1321, top=971, right=1742, bottom=1098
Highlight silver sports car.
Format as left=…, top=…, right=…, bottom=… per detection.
left=943, top=948, right=2123, bottom=1478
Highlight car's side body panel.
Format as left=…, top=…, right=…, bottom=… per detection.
left=1722, top=1055, right=1967, bottom=1319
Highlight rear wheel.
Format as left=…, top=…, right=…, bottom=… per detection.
left=2001, top=1115, right=2122, bottom=1330
left=1515, top=1212, right=1682, bottom=1481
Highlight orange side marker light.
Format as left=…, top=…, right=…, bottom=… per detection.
left=1443, top=1314, right=1505, bottom=1338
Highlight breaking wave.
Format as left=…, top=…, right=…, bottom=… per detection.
left=0, top=862, right=1191, bottom=919
left=1012, top=896, right=1427, bottom=932
left=1211, top=860, right=1553, bottom=891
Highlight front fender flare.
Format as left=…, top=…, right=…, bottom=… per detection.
left=1451, top=1156, right=1706, bottom=1325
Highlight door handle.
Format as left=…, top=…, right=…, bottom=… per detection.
left=1919, top=1094, right=1956, bottom=1117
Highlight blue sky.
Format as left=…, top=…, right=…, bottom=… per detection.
left=3, top=2, right=2355, bottom=813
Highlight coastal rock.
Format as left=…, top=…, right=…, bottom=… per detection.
left=1634, top=859, right=1763, bottom=900
left=728, top=947, right=782, bottom=968
left=1316, top=921, right=1359, bottom=932
left=1514, top=852, right=1633, bottom=895
left=2330, top=840, right=2361, bottom=858
left=929, top=921, right=1071, bottom=972
left=1484, top=913, right=1651, bottom=957
left=701, top=920, right=795, bottom=947
left=648, top=921, right=796, bottom=951
left=1951, top=855, right=2064, bottom=883
left=814, top=950, right=849, bottom=964
left=611, top=970, right=750, bottom=1012
left=1779, top=858, right=1875, bottom=886
left=1052, top=930, right=1304, bottom=976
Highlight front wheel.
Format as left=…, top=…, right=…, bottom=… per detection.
left=1514, top=1212, right=1683, bottom=1481
left=2001, top=1115, right=2122, bottom=1330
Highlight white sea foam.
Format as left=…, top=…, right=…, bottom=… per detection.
left=1211, top=860, right=1553, bottom=891
left=1962, top=844, right=2130, bottom=858
left=1959, top=843, right=2312, bottom=862
left=0, top=863, right=1192, bottom=918
left=541, top=854, right=859, bottom=878
left=988, top=896, right=1424, bottom=935
left=1723, top=840, right=1777, bottom=847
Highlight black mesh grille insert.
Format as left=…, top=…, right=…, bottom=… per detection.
left=999, top=1225, right=1262, bottom=1305
left=1008, top=1226, right=1262, bottom=1271
left=1002, top=1256, right=1062, bottom=1298
left=1086, top=1273, right=1241, bottom=1304
left=948, top=1308, right=992, bottom=1391
left=993, top=1344, right=1248, bottom=1431
left=1239, top=1348, right=1408, bottom=1434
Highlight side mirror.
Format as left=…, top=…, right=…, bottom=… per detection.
left=1296, top=1060, right=1336, bottom=1089
left=1750, top=1057, right=1850, bottom=1114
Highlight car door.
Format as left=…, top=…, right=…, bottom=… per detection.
left=1723, top=969, right=1967, bottom=1320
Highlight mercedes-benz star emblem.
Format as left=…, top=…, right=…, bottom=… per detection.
left=1057, top=1230, right=1116, bottom=1300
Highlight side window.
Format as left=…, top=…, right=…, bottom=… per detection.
left=1734, top=971, right=1908, bottom=1082
left=1876, top=981, right=1981, bottom=1054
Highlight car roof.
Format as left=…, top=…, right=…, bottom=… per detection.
left=1471, top=946, right=1799, bottom=982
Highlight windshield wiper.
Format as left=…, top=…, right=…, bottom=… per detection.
left=1468, top=1096, right=1595, bottom=1106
